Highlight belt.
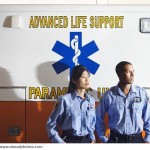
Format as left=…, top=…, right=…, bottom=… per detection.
left=110, top=130, right=142, bottom=140
left=62, top=130, right=89, bottom=140
left=67, top=134, right=89, bottom=140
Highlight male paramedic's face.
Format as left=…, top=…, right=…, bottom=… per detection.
left=74, top=71, right=90, bottom=90
left=119, top=64, right=134, bottom=85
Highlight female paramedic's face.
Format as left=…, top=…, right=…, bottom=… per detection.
left=74, top=71, right=90, bottom=90
left=119, top=64, right=134, bottom=85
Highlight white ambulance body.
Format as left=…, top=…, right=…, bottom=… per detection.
left=0, top=4, right=150, bottom=142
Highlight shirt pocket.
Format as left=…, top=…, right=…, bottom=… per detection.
left=132, top=103, right=143, bottom=118
left=108, top=104, right=124, bottom=119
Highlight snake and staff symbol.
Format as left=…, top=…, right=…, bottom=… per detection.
left=71, top=35, right=81, bottom=66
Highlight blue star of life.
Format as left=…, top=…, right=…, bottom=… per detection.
left=52, top=32, right=100, bottom=75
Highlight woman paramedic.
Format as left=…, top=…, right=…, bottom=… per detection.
left=46, top=65, right=96, bottom=143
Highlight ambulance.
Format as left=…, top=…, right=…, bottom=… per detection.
left=0, top=4, right=150, bottom=143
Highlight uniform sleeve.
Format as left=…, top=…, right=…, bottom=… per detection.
left=46, top=97, right=65, bottom=143
left=96, top=96, right=108, bottom=143
left=90, top=101, right=96, bottom=141
left=89, top=132, right=95, bottom=141
left=142, top=91, right=150, bottom=143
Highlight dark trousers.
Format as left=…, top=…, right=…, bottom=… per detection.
left=64, top=137, right=92, bottom=143
left=107, top=130, right=145, bottom=143
left=61, top=132, right=92, bottom=143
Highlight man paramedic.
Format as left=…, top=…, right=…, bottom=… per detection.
left=96, top=61, right=150, bottom=143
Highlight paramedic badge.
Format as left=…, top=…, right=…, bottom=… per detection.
left=87, top=103, right=94, bottom=110
left=133, top=97, right=142, bottom=103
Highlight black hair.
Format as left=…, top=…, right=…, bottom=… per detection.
left=67, top=65, right=90, bottom=93
left=115, top=61, right=132, bottom=77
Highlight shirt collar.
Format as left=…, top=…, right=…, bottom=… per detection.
left=84, top=92, right=90, bottom=102
left=114, top=84, right=137, bottom=96
left=115, top=86, right=124, bottom=97
left=71, top=90, right=77, bottom=100
left=71, top=90, right=90, bottom=102
left=130, top=85, right=137, bottom=93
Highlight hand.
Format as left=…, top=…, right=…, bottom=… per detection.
left=145, top=141, right=149, bottom=143
left=91, top=140, right=95, bottom=143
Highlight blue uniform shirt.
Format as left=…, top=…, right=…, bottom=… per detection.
left=46, top=91, right=96, bottom=143
left=96, top=84, right=150, bottom=143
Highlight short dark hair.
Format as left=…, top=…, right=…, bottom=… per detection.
left=115, top=61, right=132, bottom=77
left=67, top=65, right=90, bottom=93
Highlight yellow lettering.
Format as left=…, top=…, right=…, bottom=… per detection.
left=97, top=87, right=109, bottom=99
left=29, top=87, right=36, bottom=99
left=104, top=16, right=109, bottom=28
left=119, top=16, right=124, bottom=28
left=29, top=16, right=34, bottom=28
left=34, top=87, right=41, bottom=99
left=82, top=16, right=87, bottom=28
left=50, top=87, right=57, bottom=99
left=100, top=16, right=105, bottom=28
left=42, top=87, right=49, bottom=99
left=71, top=16, right=87, bottom=28
left=90, top=16, right=94, bottom=28
left=57, top=87, right=68, bottom=97
left=29, top=16, right=68, bottom=28
left=89, top=16, right=124, bottom=28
